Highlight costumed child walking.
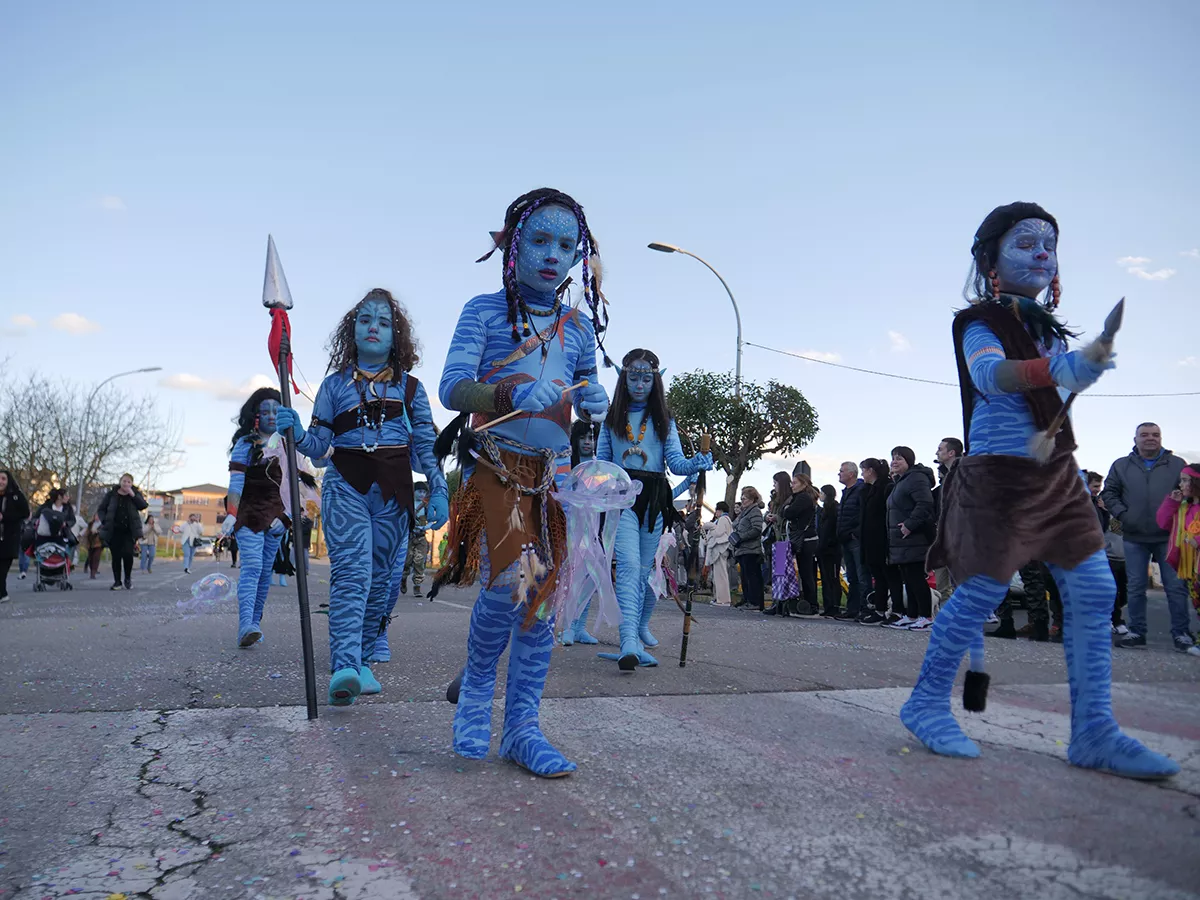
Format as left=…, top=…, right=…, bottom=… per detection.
left=904, top=201, right=1178, bottom=779
left=596, top=348, right=713, bottom=671
left=275, top=289, right=448, bottom=705
left=434, top=188, right=610, bottom=777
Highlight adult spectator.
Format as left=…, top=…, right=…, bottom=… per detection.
left=140, top=514, right=162, bottom=573
left=732, top=486, right=765, bottom=609
left=703, top=502, right=735, bottom=606
left=764, top=472, right=798, bottom=615
left=1157, top=464, right=1200, bottom=649
left=35, top=488, right=77, bottom=551
left=884, top=446, right=936, bottom=631
left=1102, top=423, right=1192, bottom=651
left=98, top=474, right=147, bottom=591
left=836, top=461, right=869, bottom=619
left=1089, top=470, right=1129, bottom=635
left=178, top=513, right=204, bottom=575
left=0, top=470, right=31, bottom=603
left=858, top=458, right=896, bottom=624
left=776, top=472, right=819, bottom=616
left=817, top=484, right=843, bottom=617
left=931, top=437, right=963, bottom=602
left=83, top=513, right=104, bottom=580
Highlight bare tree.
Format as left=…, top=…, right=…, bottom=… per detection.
left=0, top=371, right=183, bottom=508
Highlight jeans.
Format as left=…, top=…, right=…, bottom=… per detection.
left=840, top=536, right=870, bottom=616
left=140, top=543, right=156, bottom=571
left=1124, top=539, right=1193, bottom=639
left=183, top=541, right=196, bottom=570
left=18, top=551, right=29, bottom=575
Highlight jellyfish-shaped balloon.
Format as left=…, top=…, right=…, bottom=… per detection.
left=546, top=460, right=642, bottom=636
left=177, top=572, right=234, bottom=616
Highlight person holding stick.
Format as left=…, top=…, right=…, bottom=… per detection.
left=596, top=348, right=713, bottom=671
left=432, top=188, right=611, bottom=778
left=275, top=289, right=448, bottom=706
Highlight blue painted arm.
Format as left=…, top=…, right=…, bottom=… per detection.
left=596, top=424, right=614, bottom=462
left=439, top=303, right=488, bottom=411
left=227, top=437, right=250, bottom=511
left=665, top=420, right=713, bottom=477
left=408, top=379, right=448, bottom=500
left=673, top=477, right=694, bottom=500
left=964, top=320, right=1108, bottom=395
left=295, top=380, right=335, bottom=459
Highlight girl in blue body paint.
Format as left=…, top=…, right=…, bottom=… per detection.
left=596, top=348, right=713, bottom=671
left=275, top=289, right=448, bottom=707
left=904, top=202, right=1179, bottom=780
left=226, top=388, right=287, bottom=648
left=435, top=188, right=611, bottom=778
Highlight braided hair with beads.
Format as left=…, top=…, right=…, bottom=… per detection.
left=476, top=187, right=613, bottom=366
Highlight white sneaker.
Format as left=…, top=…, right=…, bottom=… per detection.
left=886, top=616, right=916, bottom=630
left=18, top=572, right=26, bottom=580
left=986, top=613, right=1000, bottom=625
left=1113, top=624, right=1129, bottom=636
left=1188, top=645, right=1200, bottom=657
left=908, top=617, right=933, bottom=631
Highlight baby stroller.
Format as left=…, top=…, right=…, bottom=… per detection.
left=33, top=542, right=74, bottom=591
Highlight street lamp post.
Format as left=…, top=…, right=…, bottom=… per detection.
left=647, top=242, right=743, bottom=398
left=76, top=367, right=162, bottom=513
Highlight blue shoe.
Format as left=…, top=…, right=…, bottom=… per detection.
left=900, top=697, right=980, bottom=759
left=499, top=722, right=576, bottom=778
left=560, top=629, right=575, bottom=647
left=328, top=667, right=361, bottom=706
left=637, top=647, right=659, bottom=667
left=572, top=625, right=599, bottom=645
left=359, top=665, right=382, bottom=695
left=638, top=626, right=659, bottom=648
left=369, top=631, right=391, bottom=663
left=237, top=625, right=263, bottom=648
left=1068, top=724, right=1179, bottom=780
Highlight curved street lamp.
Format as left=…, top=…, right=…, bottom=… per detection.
left=76, top=367, right=163, bottom=512
left=647, top=242, right=743, bottom=398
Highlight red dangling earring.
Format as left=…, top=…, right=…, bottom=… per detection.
left=1050, top=275, right=1061, bottom=308
left=988, top=270, right=1000, bottom=299
left=254, top=416, right=260, bottom=432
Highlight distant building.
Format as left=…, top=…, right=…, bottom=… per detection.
left=159, top=482, right=227, bottom=534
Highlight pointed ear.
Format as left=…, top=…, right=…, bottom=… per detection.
left=490, top=230, right=504, bottom=246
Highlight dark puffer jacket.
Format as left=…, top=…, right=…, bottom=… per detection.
left=859, top=479, right=890, bottom=567
left=98, top=485, right=148, bottom=544
left=0, top=477, right=31, bottom=559
left=886, top=464, right=936, bottom=566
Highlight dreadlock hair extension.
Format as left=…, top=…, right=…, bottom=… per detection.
left=606, top=348, right=671, bottom=442
left=230, top=387, right=282, bottom=453
left=481, top=188, right=614, bottom=365
left=325, top=288, right=421, bottom=379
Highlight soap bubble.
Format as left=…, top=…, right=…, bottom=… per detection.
left=178, top=572, right=234, bottom=616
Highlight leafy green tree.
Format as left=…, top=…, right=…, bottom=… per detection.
left=667, top=370, right=819, bottom=507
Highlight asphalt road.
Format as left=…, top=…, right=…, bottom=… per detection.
left=2, top=558, right=1198, bottom=899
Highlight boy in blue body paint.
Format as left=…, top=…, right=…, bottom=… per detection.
left=905, top=202, right=1179, bottom=780
left=435, top=188, right=611, bottom=777
left=276, top=289, right=448, bottom=707
left=595, top=348, right=712, bottom=670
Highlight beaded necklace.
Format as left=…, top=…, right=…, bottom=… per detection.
left=621, top=411, right=650, bottom=468
left=353, top=378, right=387, bottom=453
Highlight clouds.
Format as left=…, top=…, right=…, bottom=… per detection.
left=1181, top=249, right=1200, bottom=260
left=790, top=349, right=842, bottom=364
left=160, top=372, right=278, bottom=402
left=2, top=313, right=37, bottom=336
left=1179, top=356, right=1198, bottom=368
left=888, top=330, right=912, bottom=352
left=1116, top=256, right=1176, bottom=281
left=100, top=195, right=126, bottom=211
left=51, top=312, right=102, bottom=334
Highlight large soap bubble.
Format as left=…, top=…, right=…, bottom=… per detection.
left=178, top=572, right=234, bottom=615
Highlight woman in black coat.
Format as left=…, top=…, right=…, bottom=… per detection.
left=883, top=446, right=936, bottom=630
left=776, top=472, right=820, bottom=616
left=858, top=458, right=899, bottom=624
left=817, top=484, right=843, bottom=616
left=0, top=470, right=31, bottom=602
left=98, top=474, right=148, bottom=591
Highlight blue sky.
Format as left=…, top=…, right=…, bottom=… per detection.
left=2, top=1, right=1197, bottom=500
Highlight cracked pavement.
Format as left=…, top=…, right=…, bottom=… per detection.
left=2, top=560, right=1199, bottom=898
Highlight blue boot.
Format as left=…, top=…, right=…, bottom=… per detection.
left=453, top=583, right=512, bottom=760
left=639, top=589, right=659, bottom=648
left=328, top=667, right=361, bottom=706
left=572, top=599, right=599, bottom=645
left=1060, top=552, right=1180, bottom=780
left=900, top=575, right=1004, bottom=759
left=369, top=629, right=391, bottom=662
left=237, top=624, right=263, bottom=648
left=359, top=665, right=382, bottom=695
left=498, top=619, right=575, bottom=778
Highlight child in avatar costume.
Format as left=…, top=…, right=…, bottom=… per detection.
left=904, top=202, right=1179, bottom=780
left=369, top=481, right=430, bottom=664
left=560, top=419, right=601, bottom=646
left=275, top=289, right=448, bottom=706
left=434, top=188, right=611, bottom=777
left=596, top=349, right=713, bottom=671
left=227, top=388, right=288, bottom=647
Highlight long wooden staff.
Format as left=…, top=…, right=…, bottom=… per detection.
left=475, top=380, right=589, bottom=434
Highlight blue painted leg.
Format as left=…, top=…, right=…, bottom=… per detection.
left=571, top=598, right=599, bottom=645
left=360, top=506, right=404, bottom=671
left=453, top=545, right=515, bottom=760
left=235, top=527, right=265, bottom=648
left=359, top=664, right=382, bottom=695
left=900, top=574, right=1007, bottom=758
left=499, top=616, right=576, bottom=777
left=1055, top=551, right=1179, bottom=779
left=251, top=529, right=283, bottom=631
left=639, top=583, right=659, bottom=647
left=599, top=510, right=660, bottom=670
left=371, top=527, right=411, bottom=662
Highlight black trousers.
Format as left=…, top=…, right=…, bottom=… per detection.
left=793, top=540, right=818, bottom=613
left=875, top=564, right=902, bottom=613
left=817, top=550, right=842, bottom=613
left=0, top=556, right=12, bottom=599
left=738, top=555, right=765, bottom=608
left=1109, top=558, right=1127, bottom=625
left=112, top=551, right=133, bottom=584
left=886, top=561, right=932, bottom=618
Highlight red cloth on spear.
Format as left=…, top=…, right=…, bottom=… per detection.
left=268, top=308, right=298, bottom=394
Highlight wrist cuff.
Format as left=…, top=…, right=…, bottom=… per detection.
left=495, top=381, right=516, bottom=415
left=1012, top=358, right=1055, bottom=390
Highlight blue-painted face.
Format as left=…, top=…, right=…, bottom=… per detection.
left=354, top=299, right=394, bottom=365
left=625, top=361, right=656, bottom=404
left=415, top=487, right=429, bottom=506
left=515, top=204, right=581, bottom=295
left=996, top=218, right=1057, bottom=299
left=257, top=399, right=279, bottom=434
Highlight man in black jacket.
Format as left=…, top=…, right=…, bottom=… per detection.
left=1101, top=423, right=1192, bottom=651
left=931, top=438, right=963, bottom=605
left=836, top=461, right=869, bottom=619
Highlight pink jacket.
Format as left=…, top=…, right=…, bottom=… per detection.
left=1156, top=495, right=1200, bottom=571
